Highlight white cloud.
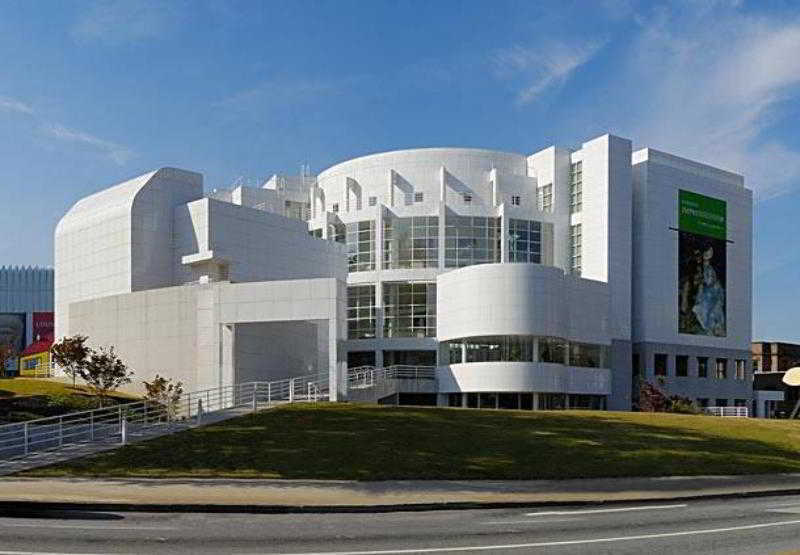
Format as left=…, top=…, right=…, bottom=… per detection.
left=0, top=96, right=34, bottom=115
left=492, top=39, right=606, bottom=105
left=72, top=0, right=182, bottom=44
left=43, top=124, right=134, bottom=165
left=610, top=8, right=800, bottom=199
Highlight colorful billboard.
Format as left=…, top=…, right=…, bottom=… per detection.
left=678, top=190, right=727, bottom=337
left=33, top=312, right=54, bottom=341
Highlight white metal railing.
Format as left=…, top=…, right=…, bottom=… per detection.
left=0, top=372, right=329, bottom=461
left=705, top=406, right=749, bottom=417
left=347, top=365, right=436, bottom=390
left=16, top=364, right=55, bottom=379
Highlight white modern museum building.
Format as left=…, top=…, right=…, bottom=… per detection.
left=54, top=133, right=753, bottom=410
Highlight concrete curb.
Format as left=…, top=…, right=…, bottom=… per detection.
left=2, top=487, right=800, bottom=514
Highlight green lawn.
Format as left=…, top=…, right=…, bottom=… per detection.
left=0, top=378, right=89, bottom=398
left=21, top=403, right=800, bottom=480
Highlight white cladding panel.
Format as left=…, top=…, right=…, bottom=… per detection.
left=437, top=263, right=611, bottom=344
left=631, top=149, right=751, bottom=350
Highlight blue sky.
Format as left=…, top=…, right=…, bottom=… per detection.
left=1, top=0, right=799, bottom=341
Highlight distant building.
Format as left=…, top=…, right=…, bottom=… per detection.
left=752, top=341, right=800, bottom=417
left=0, top=266, right=54, bottom=375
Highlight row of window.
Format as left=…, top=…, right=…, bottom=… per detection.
left=330, top=191, right=481, bottom=213
left=447, top=392, right=606, bottom=411
left=445, top=335, right=609, bottom=368
left=316, top=216, right=551, bottom=272
left=649, top=353, right=747, bottom=380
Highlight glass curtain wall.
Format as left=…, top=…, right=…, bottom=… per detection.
left=446, top=336, right=607, bottom=368
left=383, top=216, right=439, bottom=269
left=346, top=285, right=376, bottom=339
left=383, top=282, right=437, bottom=338
left=508, top=219, right=542, bottom=263
left=346, top=221, right=375, bottom=272
left=444, top=215, right=501, bottom=268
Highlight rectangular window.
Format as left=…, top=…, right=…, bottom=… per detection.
left=508, top=219, right=542, bottom=263
left=676, top=355, right=688, bottom=377
left=570, top=224, right=582, bottom=275
left=383, top=282, right=436, bottom=338
left=511, top=195, right=521, bottom=206
left=654, top=353, right=668, bottom=376
left=569, top=342, right=608, bottom=368
left=332, top=203, right=339, bottom=213
left=715, top=358, right=728, bottom=379
left=444, top=215, right=501, bottom=268
left=697, top=398, right=709, bottom=408
left=345, top=220, right=375, bottom=272
left=537, top=183, right=553, bottom=212
left=752, top=358, right=759, bottom=373
left=383, top=216, right=439, bottom=269
left=698, top=356, right=708, bottom=378
left=569, top=161, right=582, bottom=213
left=463, top=193, right=472, bottom=203
left=539, top=337, right=567, bottom=364
left=414, top=192, right=424, bottom=203
left=369, top=196, right=377, bottom=207
left=735, top=359, right=746, bottom=380
left=346, top=285, right=376, bottom=339
left=715, top=398, right=728, bottom=407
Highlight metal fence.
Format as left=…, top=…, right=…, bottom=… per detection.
left=705, top=406, right=749, bottom=417
left=347, top=365, right=436, bottom=390
left=0, top=373, right=329, bottom=461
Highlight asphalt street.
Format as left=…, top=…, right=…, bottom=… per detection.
left=1, top=494, right=800, bottom=554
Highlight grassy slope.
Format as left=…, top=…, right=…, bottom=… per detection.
left=0, top=378, right=135, bottom=399
left=22, top=403, right=800, bottom=480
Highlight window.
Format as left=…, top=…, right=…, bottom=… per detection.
left=539, top=337, right=568, bottom=364
left=715, top=358, right=728, bottom=379
left=463, top=193, right=472, bottom=203
left=24, top=359, right=38, bottom=370
left=347, top=286, right=376, bottom=339
left=735, top=359, right=746, bottom=380
left=285, top=200, right=310, bottom=221
left=511, top=195, right=521, bottom=206
left=676, top=355, right=689, bottom=377
left=329, top=222, right=345, bottom=244
left=697, top=398, right=709, bottom=408
left=347, top=351, right=376, bottom=368
left=654, top=353, right=668, bottom=376
left=444, top=215, right=501, bottom=268
left=383, top=216, right=439, bottom=269
left=332, top=203, right=339, bottom=213
left=537, top=183, right=553, bottom=212
left=715, top=398, right=728, bottom=407
left=569, top=342, right=608, bottom=368
left=734, top=398, right=748, bottom=407
left=309, top=228, right=323, bottom=238
left=414, top=192, right=424, bottom=203
left=345, top=220, right=375, bottom=272
left=508, top=219, right=542, bottom=263
left=570, top=224, right=582, bottom=275
left=752, top=358, right=759, bottom=373
left=368, top=196, right=377, bottom=207
left=697, top=356, right=708, bottom=378
left=383, top=282, right=436, bottom=338
left=569, top=161, right=582, bottom=213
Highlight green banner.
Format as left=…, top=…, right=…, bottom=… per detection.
left=678, top=190, right=726, bottom=240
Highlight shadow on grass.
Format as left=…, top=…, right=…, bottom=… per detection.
left=21, top=404, right=800, bottom=481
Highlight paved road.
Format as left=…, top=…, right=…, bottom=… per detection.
left=2, top=495, right=800, bottom=554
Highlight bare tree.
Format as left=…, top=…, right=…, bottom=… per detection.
left=81, top=346, right=134, bottom=407
left=143, top=374, right=184, bottom=421
left=51, top=335, right=90, bottom=388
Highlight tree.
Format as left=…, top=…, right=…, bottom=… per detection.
left=51, top=335, right=90, bottom=388
left=0, top=342, right=17, bottom=378
left=81, top=346, right=133, bottom=407
left=638, top=380, right=668, bottom=412
left=142, top=374, right=184, bottom=421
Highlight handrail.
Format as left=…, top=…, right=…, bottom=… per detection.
left=0, top=372, right=330, bottom=461
left=705, top=406, right=749, bottom=417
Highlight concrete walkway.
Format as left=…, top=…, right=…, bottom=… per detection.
left=1, top=474, right=799, bottom=512
left=0, top=406, right=255, bottom=477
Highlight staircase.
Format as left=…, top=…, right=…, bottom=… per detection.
left=346, top=365, right=437, bottom=404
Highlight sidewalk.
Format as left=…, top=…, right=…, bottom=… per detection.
left=1, top=474, right=799, bottom=512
